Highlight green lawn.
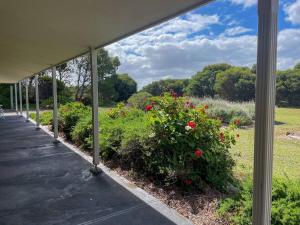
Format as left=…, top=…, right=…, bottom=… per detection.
left=231, top=107, right=300, bottom=179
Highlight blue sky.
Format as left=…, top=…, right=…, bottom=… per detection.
left=106, top=0, right=300, bottom=88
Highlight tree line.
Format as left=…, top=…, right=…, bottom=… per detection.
left=142, top=63, right=300, bottom=107
left=0, top=48, right=299, bottom=108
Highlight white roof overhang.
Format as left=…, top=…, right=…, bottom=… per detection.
left=0, top=0, right=211, bottom=83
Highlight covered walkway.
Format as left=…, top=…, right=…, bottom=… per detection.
left=0, top=115, right=178, bottom=225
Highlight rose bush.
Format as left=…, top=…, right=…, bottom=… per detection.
left=143, top=93, right=237, bottom=190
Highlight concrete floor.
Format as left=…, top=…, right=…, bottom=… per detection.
left=0, top=115, right=176, bottom=225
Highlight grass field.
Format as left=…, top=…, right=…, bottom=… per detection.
left=231, top=107, right=300, bottom=179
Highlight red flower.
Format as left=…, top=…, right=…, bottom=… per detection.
left=184, top=179, right=192, bottom=185
left=171, top=91, right=178, bottom=99
left=204, top=104, right=209, bottom=109
left=234, top=119, right=241, bottom=126
left=145, top=105, right=153, bottom=111
left=187, top=121, right=196, bottom=129
left=194, top=149, right=203, bottom=158
left=220, top=132, right=225, bottom=142
left=236, top=134, right=240, bottom=138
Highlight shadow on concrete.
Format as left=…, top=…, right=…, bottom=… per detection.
left=0, top=115, right=176, bottom=225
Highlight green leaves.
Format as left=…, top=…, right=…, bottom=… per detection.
left=145, top=93, right=236, bottom=191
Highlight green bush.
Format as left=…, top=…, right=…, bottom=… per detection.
left=40, top=98, right=54, bottom=109
left=99, top=105, right=151, bottom=168
left=143, top=93, right=237, bottom=190
left=127, top=92, right=152, bottom=110
left=29, top=111, right=53, bottom=125
left=71, top=114, right=93, bottom=150
left=218, top=178, right=300, bottom=225
left=190, top=98, right=254, bottom=126
left=59, top=102, right=91, bottom=139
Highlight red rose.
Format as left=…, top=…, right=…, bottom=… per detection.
left=220, top=132, right=225, bottom=142
left=171, top=91, right=178, bottom=99
left=187, top=121, right=196, bottom=129
left=194, top=149, right=203, bottom=158
left=204, top=104, right=209, bottom=109
left=145, top=105, right=153, bottom=111
left=234, top=119, right=241, bottom=126
left=184, top=179, right=192, bottom=185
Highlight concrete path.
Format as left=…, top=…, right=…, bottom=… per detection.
left=0, top=115, right=176, bottom=225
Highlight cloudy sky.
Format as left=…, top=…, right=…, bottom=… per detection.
left=106, top=0, right=300, bottom=89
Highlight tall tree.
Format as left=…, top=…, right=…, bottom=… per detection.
left=73, top=56, right=90, bottom=100
left=214, top=67, right=255, bottom=101
left=142, top=79, right=188, bottom=96
left=186, top=63, right=232, bottom=98
left=115, top=74, right=137, bottom=101
left=276, top=69, right=300, bottom=106
left=56, top=62, right=72, bottom=84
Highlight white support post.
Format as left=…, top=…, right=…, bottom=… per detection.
left=89, top=47, right=101, bottom=175
left=10, top=85, right=14, bottom=110
left=35, top=75, right=40, bottom=128
left=14, top=83, right=18, bottom=115
left=252, top=1, right=278, bottom=225
left=19, top=81, right=23, bottom=117
left=25, top=79, right=29, bottom=121
left=52, top=67, right=59, bottom=142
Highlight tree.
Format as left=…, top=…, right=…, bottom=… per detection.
left=142, top=79, right=188, bottom=96
left=71, top=48, right=120, bottom=101
left=96, top=48, right=121, bottom=102
left=251, top=64, right=256, bottom=74
left=214, top=67, right=255, bottom=101
left=73, top=56, right=90, bottom=100
left=186, top=63, right=232, bottom=97
left=114, top=74, right=137, bottom=102
left=38, top=75, right=69, bottom=101
left=99, top=73, right=137, bottom=104
left=294, top=62, right=300, bottom=70
left=276, top=69, right=300, bottom=106
left=56, top=62, right=72, bottom=84
left=0, top=84, right=11, bottom=108
left=97, top=48, right=120, bottom=80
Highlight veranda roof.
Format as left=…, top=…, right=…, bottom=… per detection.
left=0, top=0, right=210, bottom=83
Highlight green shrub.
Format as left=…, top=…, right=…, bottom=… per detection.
left=40, top=111, right=53, bottom=125
left=127, top=92, right=152, bottom=110
left=71, top=114, right=93, bottom=150
left=218, top=178, right=300, bottom=225
left=190, top=97, right=254, bottom=126
left=99, top=105, right=151, bottom=168
left=29, top=111, right=53, bottom=125
left=143, top=93, right=237, bottom=190
left=41, top=97, right=54, bottom=109
left=59, top=102, right=91, bottom=139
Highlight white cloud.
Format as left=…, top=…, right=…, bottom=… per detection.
left=229, top=0, right=257, bottom=8
left=222, top=26, right=252, bottom=36
left=284, top=0, right=300, bottom=24
left=106, top=13, right=300, bottom=89
left=277, top=29, right=300, bottom=69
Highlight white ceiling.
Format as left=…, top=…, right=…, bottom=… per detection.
left=0, top=0, right=211, bottom=83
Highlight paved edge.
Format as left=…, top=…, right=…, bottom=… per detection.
left=14, top=113, right=194, bottom=225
